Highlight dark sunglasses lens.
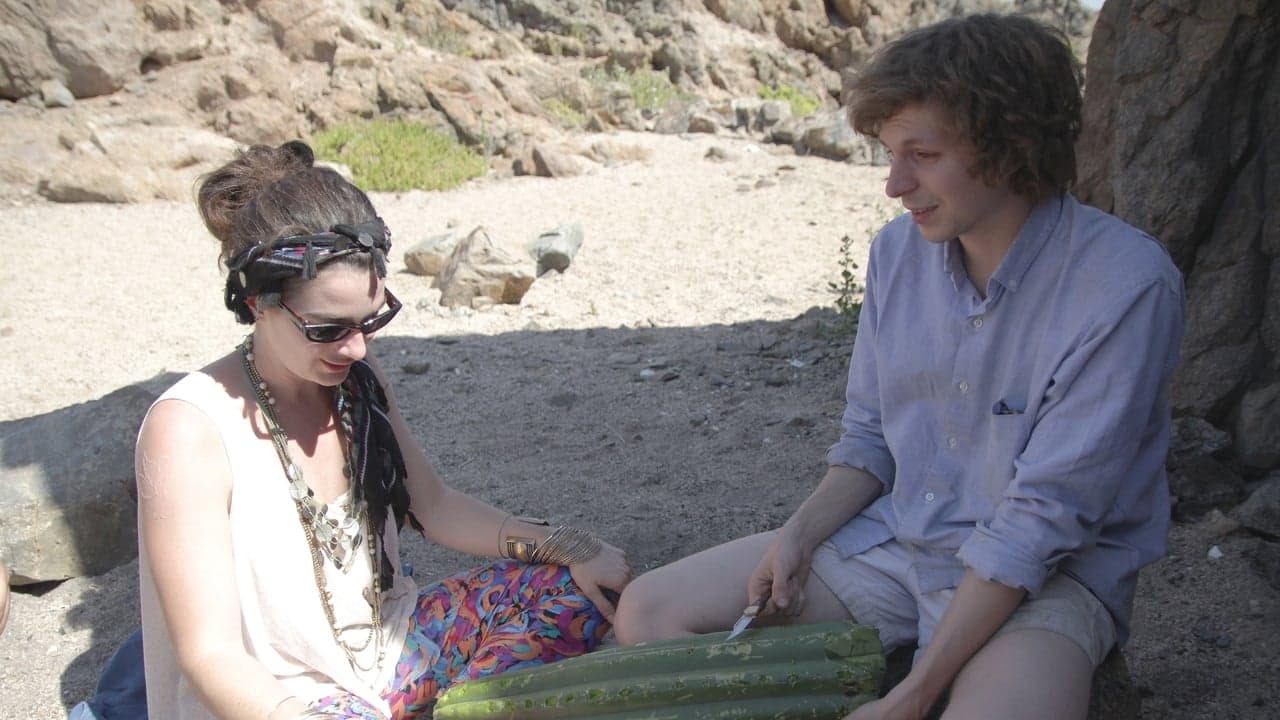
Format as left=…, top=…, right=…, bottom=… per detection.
left=363, top=303, right=401, bottom=334
left=307, top=325, right=354, bottom=343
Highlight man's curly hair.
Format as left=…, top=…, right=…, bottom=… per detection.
left=846, top=14, right=1083, bottom=201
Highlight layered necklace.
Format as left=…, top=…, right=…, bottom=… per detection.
left=240, top=335, right=384, bottom=673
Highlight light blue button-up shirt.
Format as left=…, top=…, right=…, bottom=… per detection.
left=826, top=193, right=1185, bottom=644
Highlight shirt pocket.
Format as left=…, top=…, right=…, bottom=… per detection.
left=981, top=409, right=1033, bottom=504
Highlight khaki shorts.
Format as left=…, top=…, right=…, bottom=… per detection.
left=809, top=539, right=1116, bottom=667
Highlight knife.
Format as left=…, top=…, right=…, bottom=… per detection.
left=724, top=592, right=770, bottom=642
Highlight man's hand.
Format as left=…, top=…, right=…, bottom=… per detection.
left=748, top=532, right=813, bottom=617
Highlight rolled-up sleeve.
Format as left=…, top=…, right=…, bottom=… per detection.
left=827, top=246, right=896, bottom=492
left=957, top=277, right=1184, bottom=594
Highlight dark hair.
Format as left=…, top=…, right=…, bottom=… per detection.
left=198, top=140, right=379, bottom=265
left=846, top=14, right=1083, bottom=200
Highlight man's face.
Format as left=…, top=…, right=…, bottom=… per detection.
left=878, top=103, right=1024, bottom=247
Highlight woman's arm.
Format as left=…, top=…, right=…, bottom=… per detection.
left=0, top=560, right=10, bottom=636
left=361, top=354, right=545, bottom=555
left=364, top=354, right=632, bottom=616
left=137, top=400, right=303, bottom=720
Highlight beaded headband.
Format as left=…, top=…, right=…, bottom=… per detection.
left=224, top=218, right=392, bottom=323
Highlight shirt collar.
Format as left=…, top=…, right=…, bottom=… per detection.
left=988, top=192, right=1064, bottom=293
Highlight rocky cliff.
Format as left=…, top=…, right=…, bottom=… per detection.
left=0, top=0, right=1093, bottom=203
left=1076, top=0, right=1280, bottom=511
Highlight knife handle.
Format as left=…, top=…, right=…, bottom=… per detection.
left=743, top=591, right=771, bottom=617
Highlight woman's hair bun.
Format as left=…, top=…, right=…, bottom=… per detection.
left=198, top=141, right=319, bottom=256
left=280, top=140, right=316, bottom=168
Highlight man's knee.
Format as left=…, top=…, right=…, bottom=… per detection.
left=942, top=629, right=1093, bottom=720
left=612, top=571, right=677, bottom=646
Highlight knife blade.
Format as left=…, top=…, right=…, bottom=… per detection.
left=724, top=593, right=770, bottom=642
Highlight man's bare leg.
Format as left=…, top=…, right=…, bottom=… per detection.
left=613, top=531, right=851, bottom=644
left=941, top=628, right=1094, bottom=720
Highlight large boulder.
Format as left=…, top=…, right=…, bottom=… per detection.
left=1075, top=0, right=1280, bottom=475
left=0, top=0, right=144, bottom=100
left=38, top=122, right=239, bottom=203
left=0, top=380, right=172, bottom=583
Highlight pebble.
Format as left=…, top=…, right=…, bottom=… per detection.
left=401, top=361, right=430, bottom=375
left=765, top=372, right=789, bottom=387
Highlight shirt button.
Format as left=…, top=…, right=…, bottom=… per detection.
left=958, top=381, right=970, bottom=394
left=972, top=317, right=984, bottom=329
left=947, top=436, right=958, bottom=448
left=925, top=492, right=936, bottom=502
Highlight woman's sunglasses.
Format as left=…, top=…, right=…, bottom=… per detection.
left=278, top=288, right=403, bottom=343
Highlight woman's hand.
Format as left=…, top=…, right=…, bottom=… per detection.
left=844, top=678, right=932, bottom=720
left=569, top=540, right=632, bottom=622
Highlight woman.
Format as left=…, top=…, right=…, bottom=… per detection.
left=136, top=141, right=631, bottom=720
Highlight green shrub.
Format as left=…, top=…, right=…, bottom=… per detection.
left=543, top=97, right=587, bottom=129
left=828, top=232, right=864, bottom=338
left=417, top=28, right=468, bottom=56
left=759, top=84, right=821, bottom=119
left=581, top=65, right=690, bottom=113
left=312, top=119, right=487, bottom=192
left=628, top=68, right=686, bottom=112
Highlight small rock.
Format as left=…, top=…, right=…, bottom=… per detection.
left=787, top=415, right=817, bottom=428
left=400, top=361, right=431, bottom=375
left=660, top=370, right=680, bottom=382
left=687, top=112, right=720, bottom=134
left=532, top=144, right=584, bottom=178
left=1169, top=416, right=1233, bottom=459
left=704, top=146, right=736, bottom=162
left=1244, top=539, right=1280, bottom=591
left=1207, top=545, right=1224, bottom=561
left=528, top=223, right=583, bottom=275
left=606, top=352, right=641, bottom=366
left=1198, top=508, right=1242, bottom=536
left=434, top=226, right=534, bottom=309
left=39, top=80, right=75, bottom=108
left=404, top=230, right=461, bottom=277
left=709, top=374, right=732, bottom=387
left=765, top=372, right=790, bottom=387
left=1233, top=475, right=1280, bottom=537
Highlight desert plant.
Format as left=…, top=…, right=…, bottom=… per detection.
left=543, top=97, right=587, bottom=129
left=434, top=622, right=882, bottom=719
left=312, top=119, right=487, bottom=192
left=828, top=232, right=865, bottom=337
left=760, top=83, right=821, bottom=118
left=581, top=64, right=690, bottom=113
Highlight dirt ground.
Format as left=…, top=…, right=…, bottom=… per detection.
left=0, top=131, right=1276, bottom=718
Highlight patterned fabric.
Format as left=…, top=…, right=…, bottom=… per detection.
left=311, top=560, right=609, bottom=719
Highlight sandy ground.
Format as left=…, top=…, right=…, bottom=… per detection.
left=0, top=131, right=1276, bottom=718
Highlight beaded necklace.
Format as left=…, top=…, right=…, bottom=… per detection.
left=240, top=336, right=384, bottom=673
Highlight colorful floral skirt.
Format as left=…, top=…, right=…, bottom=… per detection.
left=311, top=560, right=609, bottom=719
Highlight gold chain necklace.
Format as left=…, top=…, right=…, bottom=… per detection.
left=240, top=336, right=384, bottom=673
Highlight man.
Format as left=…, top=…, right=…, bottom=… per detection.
left=614, top=14, right=1184, bottom=720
